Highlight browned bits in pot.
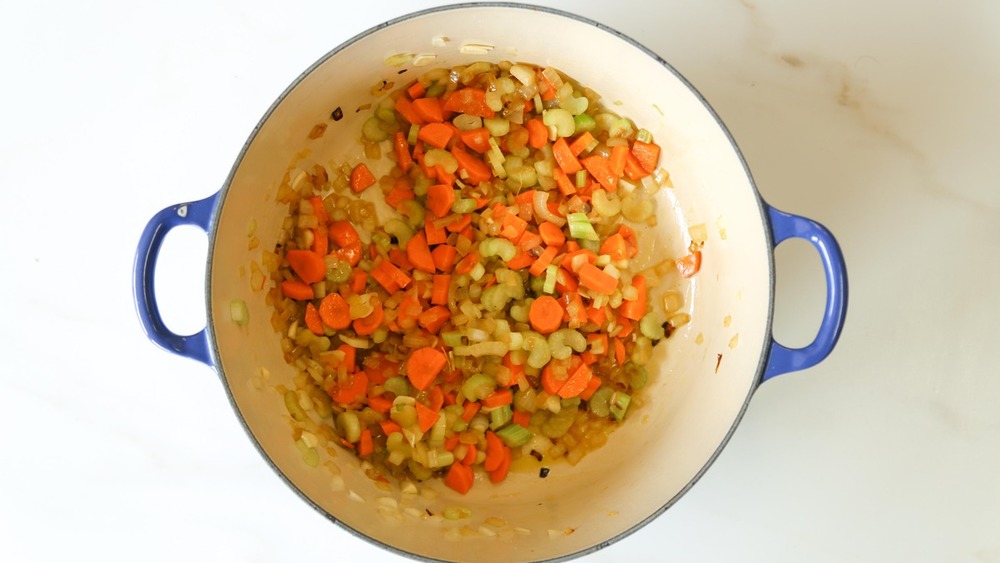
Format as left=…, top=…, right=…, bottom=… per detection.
left=308, top=123, right=327, bottom=140
left=331, top=107, right=343, bottom=121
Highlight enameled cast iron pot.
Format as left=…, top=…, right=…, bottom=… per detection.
left=134, top=4, right=847, bottom=561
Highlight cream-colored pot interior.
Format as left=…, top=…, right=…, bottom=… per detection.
left=208, top=5, right=772, bottom=562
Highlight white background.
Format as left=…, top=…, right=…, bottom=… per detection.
left=2, top=0, right=998, bottom=561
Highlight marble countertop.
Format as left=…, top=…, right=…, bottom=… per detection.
left=2, top=0, right=997, bottom=561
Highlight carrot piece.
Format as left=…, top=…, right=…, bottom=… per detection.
left=552, top=137, right=583, bottom=174
left=431, top=274, right=451, bottom=306
left=568, top=131, right=595, bottom=156
left=415, top=401, right=441, bottom=433
left=552, top=167, right=576, bottom=196
left=405, top=232, right=436, bottom=274
left=452, top=145, right=492, bottom=185
left=609, top=144, right=629, bottom=177
left=350, top=163, right=377, bottom=193
left=412, top=97, right=445, bottom=123
left=631, top=140, right=661, bottom=173
left=459, top=127, right=491, bottom=153
left=368, top=396, right=393, bottom=414
left=280, top=279, right=314, bottom=300
left=425, top=218, right=448, bottom=245
left=426, top=184, right=456, bottom=218
left=489, top=446, right=512, bottom=484
left=460, top=400, right=481, bottom=423
left=577, top=263, right=618, bottom=295
left=529, top=295, right=564, bottom=334
left=407, top=81, right=426, bottom=99
left=357, top=429, right=374, bottom=456
left=599, top=233, right=628, bottom=261
left=483, top=431, right=505, bottom=472
left=442, top=88, right=494, bottom=118
left=328, top=220, right=359, bottom=248
left=538, top=222, right=566, bottom=247
left=558, top=361, right=593, bottom=399
left=613, top=338, right=626, bottom=366
left=504, top=249, right=533, bottom=270
left=431, top=244, right=458, bottom=272
left=335, top=241, right=364, bottom=267
left=517, top=230, right=543, bottom=253
left=394, top=96, right=425, bottom=125
left=444, top=460, right=475, bottom=494
left=620, top=274, right=648, bottom=321
left=528, top=245, right=559, bottom=277
left=309, top=226, right=328, bottom=255
left=444, top=434, right=461, bottom=452
left=581, top=155, right=618, bottom=192
left=393, top=131, right=414, bottom=173
left=304, top=303, right=324, bottom=335
left=617, top=225, right=639, bottom=259
left=512, top=409, right=531, bottom=428
left=405, top=347, right=448, bottom=391
left=541, top=361, right=570, bottom=395
left=417, top=122, right=454, bottom=149
left=526, top=117, right=548, bottom=149
left=482, top=388, right=513, bottom=408
left=623, top=151, right=650, bottom=181
left=285, top=249, right=326, bottom=284
left=561, top=292, right=588, bottom=327
left=330, top=371, right=368, bottom=404
left=499, top=212, right=528, bottom=242
left=380, top=419, right=402, bottom=435
left=352, top=301, right=384, bottom=336
left=418, top=305, right=450, bottom=334
left=385, top=185, right=416, bottom=210
left=454, top=251, right=480, bottom=275
left=461, top=443, right=478, bottom=466
left=579, top=374, right=603, bottom=401
left=370, top=259, right=412, bottom=293
left=676, top=251, right=702, bottom=277
left=319, top=293, right=351, bottom=330
left=349, top=270, right=367, bottom=294
left=554, top=267, right=578, bottom=295
left=428, top=386, right=446, bottom=412
left=308, top=195, right=330, bottom=224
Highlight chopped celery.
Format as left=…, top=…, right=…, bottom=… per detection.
left=573, top=113, right=596, bottom=133
left=229, top=299, right=249, bottom=326
left=636, top=128, right=653, bottom=143
left=489, top=404, right=513, bottom=430
left=567, top=212, right=599, bottom=241
left=640, top=312, right=667, bottom=341
left=479, top=237, right=517, bottom=262
left=588, top=387, right=613, bottom=417
left=574, top=170, right=588, bottom=188
left=384, top=376, right=412, bottom=398
left=407, top=123, right=420, bottom=145
left=461, top=373, right=497, bottom=401
left=609, top=391, right=632, bottom=421
left=451, top=198, right=478, bottom=214
left=496, top=423, right=533, bottom=447
left=542, top=264, right=557, bottom=294
left=442, top=331, right=465, bottom=348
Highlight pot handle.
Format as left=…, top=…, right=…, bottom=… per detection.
left=132, top=193, right=218, bottom=367
left=762, top=206, right=847, bottom=382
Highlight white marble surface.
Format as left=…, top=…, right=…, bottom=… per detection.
left=2, top=0, right=998, bottom=561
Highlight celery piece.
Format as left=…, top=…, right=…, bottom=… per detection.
left=489, top=404, right=513, bottom=430
left=588, top=387, right=613, bottom=417
left=461, top=373, right=497, bottom=402
left=442, top=331, right=465, bottom=348
left=407, top=123, right=420, bottom=145
left=639, top=312, right=667, bottom=341
left=384, top=376, right=412, bottom=398
left=574, top=170, right=588, bottom=188
left=636, top=128, right=653, bottom=143
left=609, top=391, right=632, bottom=421
left=542, top=264, right=557, bottom=294
left=573, top=113, right=596, bottom=133
left=229, top=299, right=249, bottom=326
left=567, top=212, right=599, bottom=241
left=451, top=198, right=478, bottom=214
left=496, top=423, right=533, bottom=448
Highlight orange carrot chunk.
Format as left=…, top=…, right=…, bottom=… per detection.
left=444, top=460, right=475, bottom=494
left=529, top=295, right=564, bottom=334
left=319, top=293, right=351, bottom=330
left=350, top=163, right=377, bottom=193
left=285, top=249, right=326, bottom=284
left=406, top=347, right=448, bottom=391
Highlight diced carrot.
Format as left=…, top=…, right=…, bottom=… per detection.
left=512, top=409, right=531, bottom=428
left=483, top=431, right=505, bottom=472
left=517, top=230, right=543, bottom=253
left=529, top=295, right=564, bottom=334
left=417, top=122, right=454, bottom=149
left=407, top=81, right=426, bottom=100
left=444, top=460, right=474, bottom=494
left=504, top=249, right=533, bottom=270
left=581, top=155, right=618, bottom=192
left=609, top=144, right=629, bottom=177
left=388, top=248, right=413, bottom=271
left=368, top=396, right=393, bottom=414
left=393, top=131, right=414, bottom=173
left=676, top=251, right=702, bottom=277
left=526, top=117, right=548, bottom=149
left=552, top=137, right=582, bottom=174
left=370, top=259, right=412, bottom=293
left=357, top=429, right=374, bottom=456
left=489, top=446, right=512, bottom=484
left=557, top=362, right=592, bottom=399
left=308, top=195, right=330, bottom=224
left=553, top=167, right=576, bottom=196
left=304, top=303, right=324, bottom=335
left=406, top=232, right=437, bottom=274
left=623, top=151, right=650, bottom=181
left=319, top=293, right=351, bottom=330
left=285, top=249, right=326, bottom=284
left=431, top=274, right=451, bottom=306
left=617, top=311, right=634, bottom=339
left=618, top=225, right=639, bottom=258
left=330, top=371, right=368, bottom=404
left=349, top=269, right=367, bottom=294
left=554, top=267, right=578, bottom=294
left=452, top=145, right=492, bottom=185
left=541, top=360, right=570, bottom=395
left=418, top=305, right=450, bottom=334
left=280, top=279, right=314, bottom=300
left=577, top=263, right=618, bottom=295
left=631, top=140, right=661, bottom=173
left=442, top=88, right=494, bottom=118
left=431, top=244, right=458, bottom=272
left=426, top=184, right=456, bottom=218
left=528, top=245, right=559, bottom=277
left=385, top=184, right=416, bottom=210
left=482, top=388, right=513, bottom=408
left=329, top=220, right=360, bottom=248
left=444, top=434, right=460, bottom=451
left=350, top=163, right=377, bottom=193
left=561, top=291, right=588, bottom=327
left=599, top=233, right=628, bottom=261
left=538, top=222, right=566, bottom=247
left=352, top=301, right=384, bottom=336
left=620, top=274, right=648, bottom=321
left=405, top=347, right=447, bottom=391
left=613, top=338, right=626, bottom=366
left=460, top=400, right=481, bottom=423
left=446, top=213, right=473, bottom=233
left=394, top=96, right=425, bottom=125
left=579, top=374, right=603, bottom=401
left=311, top=227, right=329, bottom=256
left=427, top=386, right=445, bottom=412
left=412, top=97, right=445, bottom=123
left=454, top=251, right=480, bottom=275
left=425, top=218, right=448, bottom=245
left=415, top=401, right=441, bottom=433
left=335, top=241, right=363, bottom=267
left=459, top=127, right=491, bottom=153
left=568, top=131, right=595, bottom=156
left=380, top=419, right=402, bottom=435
